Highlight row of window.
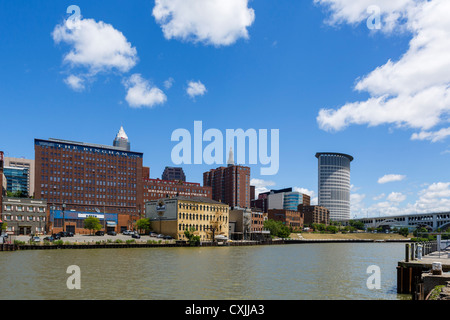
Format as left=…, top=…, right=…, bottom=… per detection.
left=178, top=212, right=228, bottom=223
left=3, top=215, right=46, bottom=222
left=3, top=205, right=46, bottom=213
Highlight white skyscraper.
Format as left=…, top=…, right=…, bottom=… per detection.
left=316, top=152, right=353, bottom=221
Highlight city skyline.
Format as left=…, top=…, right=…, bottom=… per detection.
left=1, top=1, right=450, bottom=219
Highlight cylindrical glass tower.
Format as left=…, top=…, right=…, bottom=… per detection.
left=315, top=152, right=353, bottom=221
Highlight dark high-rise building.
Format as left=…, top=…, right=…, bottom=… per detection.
left=34, top=136, right=144, bottom=232
left=203, top=150, right=250, bottom=209
left=162, top=167, right=186, bottom=182
left=113, top=126, right=131, bottom=151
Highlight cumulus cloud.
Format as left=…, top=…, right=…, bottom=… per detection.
left=386, top=192, right=407, bottom=203
left=315, top=0, right=450, bottom=142
left=152, top=0, right=256, bottom=46
left=64, top=75, right=85, bottom=92
left=123, top=74, right=167, bottom=108
left=352, top=182, right=450, bottom=218
left=52, top=18, right=138, bottom=76
left=164, top=77, right=175, bottom=89
left=186, top=80, right=207, bottom=99
left=251, top=178, right=276, bottom=197
left=378, top=174, right=406, bottom=184
left=411, top=127, right=450, bottom=143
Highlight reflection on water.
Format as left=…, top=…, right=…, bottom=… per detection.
left=0, top=243, right=411, bottom=300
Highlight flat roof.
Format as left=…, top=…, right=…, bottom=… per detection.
left=315, top=152, right=354, bottom=162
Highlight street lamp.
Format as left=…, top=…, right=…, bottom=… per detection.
left=62, top=202, right=66, bottom=232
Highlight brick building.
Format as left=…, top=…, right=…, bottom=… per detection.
left=203, top=166, right=250, bottom=209
left=162, top=167, right=186, bottom=182
left=143, top=178, right=212, bottom=203
left=298, top=205, right=330, bottom=226
left=268, top=209, right=304, bottom=231
left=34, top=132, right=144, bottom=233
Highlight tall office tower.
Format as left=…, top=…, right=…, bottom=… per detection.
left=113, top=126, right=131, bottom=151
left=316, top=152, right=353, bottom=221
left=203, top=150, right=251, bottom=209
left=162, top=167, right=186, bottom=182
left=35, top=136, right=144, bottom=218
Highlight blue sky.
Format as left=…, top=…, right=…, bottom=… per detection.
left=1, top=0, right=450, bottom=218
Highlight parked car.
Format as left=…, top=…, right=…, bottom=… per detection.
left=32, top=236, right=41, bottom=243
left=58, top=231, right=69, bottom=238
left=157, top=234, right=165, bottom=238
left=43, top=236, right=55, bottom=242
left=107, top=231, right=117, bottom=236
left=52, top=233, right=62, bottom=240
left=149, top=232, right=158, bottom=237
left=122, top=230, right=133, bottom=235
left=163, top=235, right=173, bottom=240
left=95, top=231, right=105, bottom=236
left=131, top=233, right=141, bottom=239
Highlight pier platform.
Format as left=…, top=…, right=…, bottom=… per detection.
left=397, top=242, right=450, bottom=297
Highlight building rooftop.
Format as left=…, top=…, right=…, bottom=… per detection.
left=148, top=196, right=227, bottom=206
left=315, top=152, right=354, bottom=162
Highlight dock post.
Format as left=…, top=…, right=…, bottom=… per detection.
left=405, top=244, right=410, bottom=262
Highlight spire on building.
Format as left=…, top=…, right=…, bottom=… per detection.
left=113, top=126, right=131, bottom=151
left=227, top=147, right=235, bottom=166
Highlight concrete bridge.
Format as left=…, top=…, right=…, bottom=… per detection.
left=354, top=212, right=450, bottom=231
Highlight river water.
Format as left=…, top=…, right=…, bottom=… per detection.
left=0, top=242, right=410, bottom=300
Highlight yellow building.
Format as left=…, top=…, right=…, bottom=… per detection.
left=146, top=196, right=229, bottom=242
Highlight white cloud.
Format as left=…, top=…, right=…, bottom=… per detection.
left=411, top=127, right=450, bottom=143
left=123, top=74, right=167, bottom=108
left=315, top=0, right=450, bottom=142
left=387, top=192, right=407, bottom=203
left=352, top=182, right=450, bottom=218
left=373, top=193, right=386, bottom=201
left=52, top=18, right=138, bottom=76
left=152, top=0, right=256, bottom=46
left=250, top=178, right=276, bottom=198
left=164, top=77, right=175, bottom=89
left=186, top=80, right=207, bottom=99
left=64, top=75, right=85, bottom=92
left=378, top=174, right=406, bottom=184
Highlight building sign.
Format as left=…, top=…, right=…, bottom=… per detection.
left=35, top=139, right=143, bottom=159
left=78, top=213, right=105, bottom=219
left=156, top=200, right=166, bottom=213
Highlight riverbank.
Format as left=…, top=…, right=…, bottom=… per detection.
left=290, top=232, right=411, bottom=241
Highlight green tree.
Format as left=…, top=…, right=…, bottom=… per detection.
left=84, top=216, right=102, bottom=235
left=399, top=227, right=410, bottom=237
left=413, top=227, right=428, bottom=238
left=326, top=225, right=338, bottom=234
left=184, top=227, right=200, bottom=246
left=264, top=219, right=291, bottom=238
left=136, top=218, right=151, bottom=234
left=349, top=220, right=365, bottom=230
